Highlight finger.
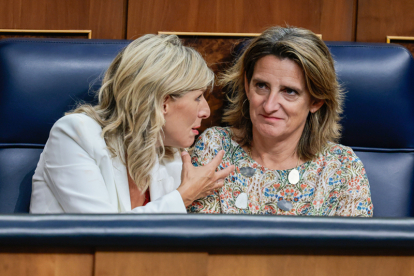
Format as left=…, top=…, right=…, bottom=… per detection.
left=207, top=150, right=225, bottom=169
left=181, top=150, right=192, bottom=169
left=213, top=179, right=224, bottom=189
left=207, top=185, right=219, bottom=196
left=215, top=164, right=235, bottom=179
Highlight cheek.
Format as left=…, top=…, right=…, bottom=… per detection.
left=180, top=105, right=199, bottom=127
left=287, top=103, right=310, bottom=121
left=248, top=97, right=262, bottom=114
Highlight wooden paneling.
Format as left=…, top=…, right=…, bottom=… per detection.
left=208, top=254, right=414, bottom=276
left=0, top=250, right=94, bottom=276
left=4, top=0, right=414, bottom=42
left=94, top=251, right=208, bottom=276
left=357, top=0, right=414, bottom=42
left=127, top=0, right=356, bottom=41
left=1, top=249, right=414, bottom=275
left=89, top=0, right=128, bottom=39
left=320, top=0, right=357, bottom=41
left=0, top=0, right=127, bottom=39
left=94, top=251, right=414, bottom=276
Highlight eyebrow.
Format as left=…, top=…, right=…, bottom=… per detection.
left=251, top=77, right=303, bottom=93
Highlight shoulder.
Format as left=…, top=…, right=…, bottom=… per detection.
left=51, top=114, right=102, bottom=138
left=318, top=142, right=365, bottom=168
left=195, top=126, right=232, bottom=151
left=53, top=113, right=101, bottom=131
left=192, top=127, right=232, bottom=165
left=321, top=142, right=358, bottom=158
left=48, top=114, right=105, bottom=153
left=199, top=126, right=232, bottom=139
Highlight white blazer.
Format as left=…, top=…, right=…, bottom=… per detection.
left=30, top=114, right=186, bottom=214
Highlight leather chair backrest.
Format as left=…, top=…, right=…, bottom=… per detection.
left=326, top=42, right=414, bottom=217
left=0, top=38, right=130, bottom=213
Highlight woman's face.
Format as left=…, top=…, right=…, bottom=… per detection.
left=245, top=55, right=323, bottom=143
left=163, top=89, right=210, bottom=148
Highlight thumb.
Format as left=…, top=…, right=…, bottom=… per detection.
left=207, top=150, right=225, bottom=169
left=181, top=150, right=192, bottom=169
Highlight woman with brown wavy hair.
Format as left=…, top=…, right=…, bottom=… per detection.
left=188, top=26, right=373, bottom=216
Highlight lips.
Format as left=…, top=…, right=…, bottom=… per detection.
left=192, top=126, right=200, bottom=135
left=260, top=114, right=282, bottom=120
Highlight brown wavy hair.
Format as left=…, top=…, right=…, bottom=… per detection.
left=220, top=26, right=344, bottom=161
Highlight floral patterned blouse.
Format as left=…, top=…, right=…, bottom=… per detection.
left=188, top=127, right=373, bottom=217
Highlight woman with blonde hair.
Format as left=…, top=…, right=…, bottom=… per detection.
left=30, top=34, right=234, bottom=213
left=189, top=26, right=373, bottom=216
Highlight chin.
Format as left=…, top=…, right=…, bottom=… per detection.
left=255, top=125, right=283, bottom=138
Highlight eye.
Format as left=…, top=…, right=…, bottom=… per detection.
left=196, top=93, right=204, bottom=102
left=256, top=82, right=268, bottom=90
left=284, top=88, right=298, bottom=95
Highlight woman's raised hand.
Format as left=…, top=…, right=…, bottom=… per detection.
left=177, top=150, right=235, bottom=207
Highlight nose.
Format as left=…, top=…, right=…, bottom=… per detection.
left=262, top=92, right=281, bottom=114
left=198, top=96, right=210, bottom=119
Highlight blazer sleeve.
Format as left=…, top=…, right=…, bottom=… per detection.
left=129, top=190, right=186, bottom=213
left=42, top=114, right=120, bottom=213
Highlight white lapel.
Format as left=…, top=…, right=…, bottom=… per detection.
left=150, top=152, right=182, bottom=201
left=111, top=155, right=131, bottom=212
left=149, top=155, right=165, bottom=201
left=110, top=151, right=183, bottom=207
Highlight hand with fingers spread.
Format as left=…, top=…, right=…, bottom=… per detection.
left=177, top=150, right=235, bottom=207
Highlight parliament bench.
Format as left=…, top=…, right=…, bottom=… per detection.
left=0, top=38, right=414, bottom=275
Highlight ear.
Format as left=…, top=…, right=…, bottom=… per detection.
left=163, top=95, right=172, bottom=115
left=310, top=98, right=324, bottom=113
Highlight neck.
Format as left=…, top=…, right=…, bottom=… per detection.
left=249, top=128, right=302, bottom=171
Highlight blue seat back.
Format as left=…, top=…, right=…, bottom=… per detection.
left=0, top=39, right=130, bottom=213
left=326, top=42, right=414, bottom=217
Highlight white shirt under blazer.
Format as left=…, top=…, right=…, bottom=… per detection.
left=30, top=113, right=186, bottom=214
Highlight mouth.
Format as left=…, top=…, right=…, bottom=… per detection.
left=192, top=126, right=200, bottom=135
left=260, top=114, right=282, bottom=121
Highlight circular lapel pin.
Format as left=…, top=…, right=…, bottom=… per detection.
left=277, top=199, right=293, bottom=211
left=240, top=167, right=255, bottom=177
left=288, top=169, right=300, bottom=184
left=235, top=192, right=248, bottom=209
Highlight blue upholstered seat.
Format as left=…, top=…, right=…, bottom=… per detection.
left=327, top=42, right=414, bottom=217
left=0, top=39, right=130, bottom=213
left=0, top=38, right=413, bottom=217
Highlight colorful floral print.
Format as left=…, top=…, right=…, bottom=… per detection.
left=188, top=127, right=373, bottom=217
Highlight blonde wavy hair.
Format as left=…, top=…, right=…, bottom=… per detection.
left=220, top=26, right=344, bottom=161
left=68, top=34, right=214, bottom=191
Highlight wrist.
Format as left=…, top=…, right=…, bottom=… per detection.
left=177, top=185, right=193, bottom=207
